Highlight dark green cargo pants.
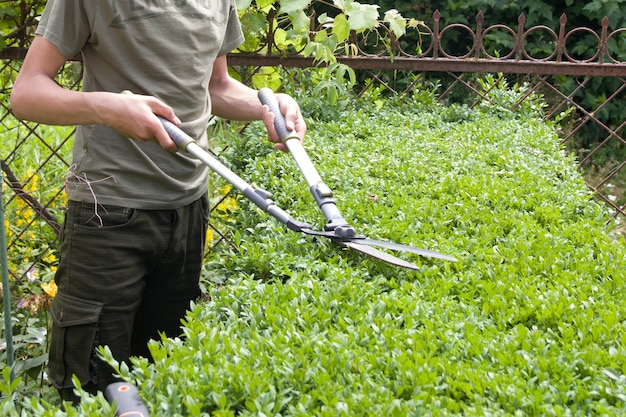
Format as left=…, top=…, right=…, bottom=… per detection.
left=48, top=195, right=208, bottom=402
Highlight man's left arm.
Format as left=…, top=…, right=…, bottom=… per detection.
left=209, top=55, right=306, bottom=151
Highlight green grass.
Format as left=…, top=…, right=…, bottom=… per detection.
left=4, top=96, right=626, bottom=415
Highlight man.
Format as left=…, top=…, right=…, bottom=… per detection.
left=10, top=0, right=306, bottom=403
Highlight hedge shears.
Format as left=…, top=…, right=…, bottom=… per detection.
left=158, top=88, right=457, bottom=270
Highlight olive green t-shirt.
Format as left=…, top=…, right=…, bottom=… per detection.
left=36, top=0, right=244, bottom=209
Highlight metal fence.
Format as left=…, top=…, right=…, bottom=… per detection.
left=1, top=10, right=626, bottom=301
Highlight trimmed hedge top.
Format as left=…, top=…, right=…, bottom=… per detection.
left=35, top=95, right=626, bottom=416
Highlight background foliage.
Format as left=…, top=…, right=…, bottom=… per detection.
left=374, top=0, right=626, bottom=165
left=0, top=0, right=44, bottom=50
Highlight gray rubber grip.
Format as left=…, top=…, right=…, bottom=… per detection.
left=105, top=382, right=151, bottom=417
left=258, top=88, right=298, bottom=143
left=119, top=90, right=192, bottom=150
left=157, top=116, right=195, bottom=150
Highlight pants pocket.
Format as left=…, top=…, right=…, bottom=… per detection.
left=48, top=292, right=103, bottom=389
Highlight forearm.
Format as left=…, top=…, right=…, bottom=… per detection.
left=208, top=55, right=305, bottom=150
left=11, top=74, right=181, bottom=152
left=209, top=77, right=264, bottom=121
left=11, top=74, right=111, bottom=126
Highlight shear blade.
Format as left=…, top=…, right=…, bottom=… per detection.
left=353, top=238, right=458, bottom=262
left=341, top=241, right=420, bottom=270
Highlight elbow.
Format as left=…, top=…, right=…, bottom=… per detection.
left=10, top=87, right=27, bottom=121
left=10, top=74, right=40, bottom=121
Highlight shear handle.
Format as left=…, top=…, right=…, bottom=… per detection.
left=258, top=88, right=356, bottom=237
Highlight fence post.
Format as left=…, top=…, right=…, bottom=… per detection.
left=1, top=169, right=15, bottom=383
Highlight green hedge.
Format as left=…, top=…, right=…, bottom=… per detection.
left=6, top=91, right=626, bottom=415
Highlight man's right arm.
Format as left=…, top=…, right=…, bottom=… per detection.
left=10, top=35, right=180, bottom=152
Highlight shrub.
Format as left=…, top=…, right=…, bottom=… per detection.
left=5, top=89, right=626, bottom=415
left=138, top=94, right=626, bottom=415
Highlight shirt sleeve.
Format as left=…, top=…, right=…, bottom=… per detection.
left=217, top=0, right=245, bottom=57
left=35, top=0, right=92, bottom=59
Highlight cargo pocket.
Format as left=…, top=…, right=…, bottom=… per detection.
left=48, top=292, right=103, bottom=389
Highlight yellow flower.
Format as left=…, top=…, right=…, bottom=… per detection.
left=217, top=196, right=237, bottom=214
left=217, top=184, right=232, bottom=195
left=44, top=253, right=58, bottom=264
left=41, top=280, right=58, bottom=298
left=26, top=176, right=38, bottom=192
left=205, top=228, right=215, bottom=245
